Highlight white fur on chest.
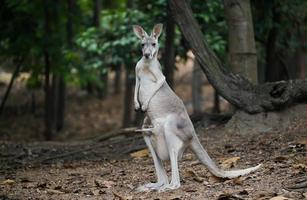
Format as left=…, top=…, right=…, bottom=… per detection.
left=136, top=60, right=161, bottom=104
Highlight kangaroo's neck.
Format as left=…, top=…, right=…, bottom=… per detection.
left=142, top=56, right=159, bottom=66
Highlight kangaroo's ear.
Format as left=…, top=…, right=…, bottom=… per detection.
left=151, top=23, right=163, bottom=39
left=133, top=25, right=148, bottom=39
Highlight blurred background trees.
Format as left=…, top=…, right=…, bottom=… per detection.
left=0, top=0, right=306, bottom=141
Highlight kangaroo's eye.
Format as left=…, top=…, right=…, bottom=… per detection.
left=141, top=43, right=145, bottom=47
left=152, top=43, right=156, bottom=47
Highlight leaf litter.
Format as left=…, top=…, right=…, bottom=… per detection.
left=0, top=119, right=306, bottom=199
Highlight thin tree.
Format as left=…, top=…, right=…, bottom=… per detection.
left=224, top=0, right=258, bottom=84
left=43, top=0, right=53, bottom=140
left=163, top=0, right=176, bottom=88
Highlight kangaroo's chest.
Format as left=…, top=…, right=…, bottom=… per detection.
left=138, top=66, right=157, bottom=83
left=137, top=66, right=158, bottom=103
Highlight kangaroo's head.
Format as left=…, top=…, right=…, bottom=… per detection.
left=133, top=24, right=163, bottom=60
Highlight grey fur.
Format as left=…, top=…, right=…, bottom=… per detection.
left=133, top=24, right=261, bottom=192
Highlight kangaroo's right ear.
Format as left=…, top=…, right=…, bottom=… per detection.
left=133, top=25, right=148, bottom=39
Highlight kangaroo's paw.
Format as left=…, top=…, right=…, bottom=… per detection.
left=141, top=104, right=148, bottom=112
left=137, top=182, right=166, bottom=192
left=158, top=183, right=181, bottom=192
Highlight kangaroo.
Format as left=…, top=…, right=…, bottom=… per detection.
left=133, top=24, right=261, bottom=192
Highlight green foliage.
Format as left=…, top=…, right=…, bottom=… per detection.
left=252, top=0, right=307, bottom=64
left=192, top=0, right=227, bottom=59
left=3, top=0, right=304, bottom=90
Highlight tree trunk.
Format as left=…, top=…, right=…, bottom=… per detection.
left=212, top=89, right=220, bottom=114
left=94, top=0, right=108, bottom=98
left=44, top=52, right=53, bottom=140
left=44, top=1, right=53, bottom=140
left=224, top=0, right=258, bottom=84
left=0, top=57, right=24, bottom=115
left=56, top=77, right=66, bottom=131
left=93, top=0, right=101, bottom=28
left=51, top=75, right=59, bottom=131
left=169, top=0, right=307, bottom=114
left=54, top=0, right=74, bottom=132
left=114, top=66, right=121, bottom=94
left=192, top=60, right=202, bottom=114
left=122, top=70, right=134, bottom=127
left=265, top=2, right=289, bottom=82
left=163, top=0, right=176, bottom=88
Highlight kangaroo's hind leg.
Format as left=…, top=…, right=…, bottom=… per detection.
left=158, top=114, right=188, bottom=192
left=137, top=117, right=169, bottom=191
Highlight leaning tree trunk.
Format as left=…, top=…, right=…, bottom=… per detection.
left=169, top=0, right=307, bottom=114
left=224, top=0, right=258, bottom=84
left=192, top=60, right=203, bottom=114
left=0, top=57, right=24, bottom=115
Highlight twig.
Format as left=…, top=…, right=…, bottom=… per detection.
left=286, top=179, right=307, bottom=190
left=91, top=127, right=138, bottom=142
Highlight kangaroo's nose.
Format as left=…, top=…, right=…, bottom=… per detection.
left=144, top=53, right=150, bottom=59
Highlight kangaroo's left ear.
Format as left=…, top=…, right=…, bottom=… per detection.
left=151, top=24, right=163, bottom=39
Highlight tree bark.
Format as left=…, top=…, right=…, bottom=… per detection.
left=51, top=75, right=59, bottom=131
left=0, top=57, right=24, bottom=115
left=44, top=1, right=53, bottom=140
left=163, top=0, right=176, bottom=88
left=114, top=66, right=121, bottom=94
left=122, top=70, right=134, bottom=127
left=224, top=0, right=258, bottom=84
left=56, top=77, right=66, bottom=131
left=212, top=89, right=221, bottom=114
left=265, top=2, right=289, bottom=82
left=192, top=60, right=202, bottom=114
left=169, top=0, right=307, bottom=114
left=44, top=52, right=53, bottom=140
left=93, top=0, right=101, bottom=28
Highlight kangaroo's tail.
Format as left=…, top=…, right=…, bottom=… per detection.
left=190, top=137, right=261, bottom=179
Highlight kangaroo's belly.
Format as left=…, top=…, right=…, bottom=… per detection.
left=146, top=83, right=185, bottom=119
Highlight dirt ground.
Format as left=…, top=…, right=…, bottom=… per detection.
left=0, top=117, right=306, bottom=200
left=0, top=59, right=306, bottom=199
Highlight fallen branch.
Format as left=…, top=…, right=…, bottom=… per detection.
left=286, top=179, right=307, bottom=190
left=92, top=127, right=138, bottom=142
left=37, top=128, right=141, bottom=164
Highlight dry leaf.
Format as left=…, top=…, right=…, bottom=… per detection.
left=46, top=189, right=64, bottom=194
left=232, top=176, right=246, bottom=185
left=274, top=156, right=289, bottom=163
left=217, top=193, right=243, bottom=200
left=113, top=191, right=132, bottom=200
left=221, top=157, right=241, bottom=168
left=292, top=163, right=307, bottom=169
left=208, top=175, right=225, bottom=184
left=1, top=179, right=15, bottom=185
left=92, top=189, right=101, bottom=196
left=296, top=139, right=307, bottom=145
left=95, top=179, right=116, bottom=188
left=193, top=176, right=205, bottom=183
left=130, top=149, right=149, bottom=158
left=269, top=196, right=293, bottom=200
left=185, top=169, right=197, bottom=177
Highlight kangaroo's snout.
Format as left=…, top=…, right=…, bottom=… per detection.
left=144, top=53, right=150, bottom=59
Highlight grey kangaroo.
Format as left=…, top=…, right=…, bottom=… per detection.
left=133, top=24, right=261, bottom=192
